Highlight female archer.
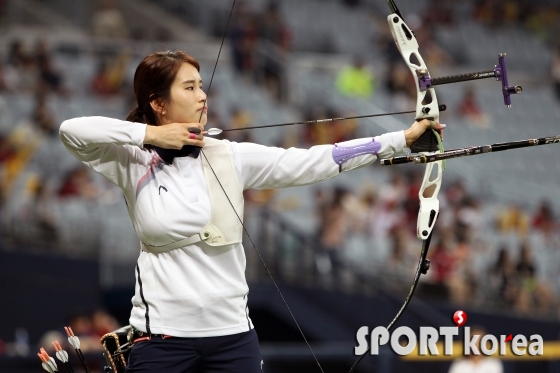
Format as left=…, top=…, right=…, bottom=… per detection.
left=60, top=50, right=443, bottom=373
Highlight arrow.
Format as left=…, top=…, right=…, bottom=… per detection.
left=199, top=109, right=440, bottom=136
left=65, top=326, right=91, bottom=373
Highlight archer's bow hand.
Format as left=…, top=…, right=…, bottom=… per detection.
left=404, top=120, right=446, bottom=148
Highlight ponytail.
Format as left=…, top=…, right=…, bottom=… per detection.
left=127, top=107, right=147, bottom=124
left=127, top=107, right=155, bottom=150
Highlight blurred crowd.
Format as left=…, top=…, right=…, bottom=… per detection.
left=0, top=40, right=64, bottom=206
left=311, top=172, right=560, bottom=317
left=472, top=0, right=560, bottom=45
left=228, top=1, right=292, bottom=102
left=0, top=35, right=133, bottom=253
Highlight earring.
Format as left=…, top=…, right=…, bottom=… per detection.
left=162, top=111, right=166, bottom=115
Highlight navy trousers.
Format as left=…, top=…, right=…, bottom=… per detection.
left=126, top=329, right=263, bottom=373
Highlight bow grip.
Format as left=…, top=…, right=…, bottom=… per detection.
left=410, top=130, right=440, bottom=153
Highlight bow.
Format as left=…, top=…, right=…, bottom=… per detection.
left=349, top=2, right=443, bottom=370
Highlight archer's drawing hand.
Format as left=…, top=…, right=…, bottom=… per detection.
left=404, top=119, right=446, bottom=148
left=144, top=122, right=205, bottom=149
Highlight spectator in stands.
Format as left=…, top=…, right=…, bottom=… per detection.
left=302, top=105, right=332, bottom=145
left=229, top=1, right=258, bottom=75
left=91, top=0, right=129, bottom=39
left=428, top=230, right=457, bottom=299
left=0, top=63, right=18, bottom=91
left=7, top=39, right=27, bottom=68
left=386, top=226, right=417, bottom=284
left=449, top=236, right=478, bottom=305
left=336, top=56, right=375, bottom=98
left=515, top=242, right=556, bottom=315
left=313, top=187, right=330, bottom=273
left=0, top=133, right=15, bottom=205
left=318, top=187, right=351, bottom=284
left=445, top=179, right=467, bottom=206
left=532, top=200, right=556, bottom=236
left=223, top=106, right=253, bottom=143
left=495, top=203, right=529, bottom=238
left=328, top=108, right=357, bottom=143
left=368, top=174, right=407, bottom=241
left=7, top=40, right=38, bottom=92
left=385, top=62, right=415, bottom=110
left=455, top=197, right=483, bottom=241
left=458, top=86, right=490, bottom=128
left=32, top=92, right=57, bottom=137
left=91, top=60, right=113, bottom=95
left=58, top=166, right=99, bottom=199
left=258, top=2, right=292, bottom=101
left=488, top=246, right=518, bottom=306
left=448, top=326, right=503, bottom=373
left=513, top=250, right=533, bottom=313
left=35, top=40, right=66, bottom=96
left=551, top=48, right=560, bottom=102
left=18, top=177, right=58, bottom=245
left=90, top=53, right=131, bottom=96
left=0, top=118, right=42, bottom=203
left=516, top=243, right=536, bottom=287
left=0, top=132, right=15, bottom=163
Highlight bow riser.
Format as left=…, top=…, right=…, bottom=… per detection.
left=387, top=13, right=443, bottom=240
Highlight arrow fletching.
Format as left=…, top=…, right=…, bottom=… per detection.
left=38, top=348, right=58, bottom=372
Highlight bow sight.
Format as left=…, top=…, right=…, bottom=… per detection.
left=418, top=53, right=523, bottom=108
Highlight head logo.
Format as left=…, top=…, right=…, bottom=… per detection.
left=354, top=311, right=543, bottom=357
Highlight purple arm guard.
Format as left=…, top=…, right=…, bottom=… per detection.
left=332, top=139, right=382, bottom=170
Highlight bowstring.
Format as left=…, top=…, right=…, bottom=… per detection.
left=197, top=1, right=325, bottom=373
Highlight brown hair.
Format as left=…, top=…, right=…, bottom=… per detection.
left=126, top=50, right=200, bottom=130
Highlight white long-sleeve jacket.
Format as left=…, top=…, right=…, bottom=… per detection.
left=59, top=116, right=406, bottom=337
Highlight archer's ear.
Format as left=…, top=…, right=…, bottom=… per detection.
left=149, top=98, right=166, bottom=115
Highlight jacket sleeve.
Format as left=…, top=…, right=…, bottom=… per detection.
left=59, top=116, right=147, bottom=189
left=228, top=131, right=407, bottom=190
